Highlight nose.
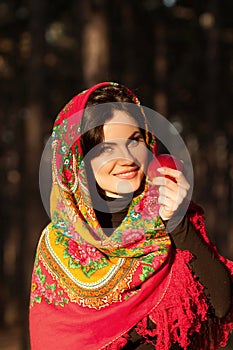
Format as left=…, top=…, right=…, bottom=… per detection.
left=116, top=145, right=135, bottom=164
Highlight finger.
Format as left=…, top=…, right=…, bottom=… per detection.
left=159, top=181, right=189, bottom=207
left=158, top=185, right=175, bottom=199
left=157, top=167, right=190, bottom=190
left=159, top=205, right=174, bottom=221
left=153, top=183, right=183, bottom=205
left=158, top=195, right=178, bottom=210
left=152, top=177, right=188, bottom=197
left=176, top=173, right=190, bottom=191
left=157, top=167, right=182, bottom=179
left=152, top=176, right=178, bottom=189
left=158, top=188, right=185, bottom=210
left=158, top=200, right=177, bottom=221
left=158, top=194, right=171, bottom=207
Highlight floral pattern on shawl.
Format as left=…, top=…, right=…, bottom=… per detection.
left=30, top=83, right=233, bottom=350
left=30, top=81, right=172, bottom=309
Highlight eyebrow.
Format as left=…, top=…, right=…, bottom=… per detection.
left=103, top=131, right=142, bottom=145
left=128, top=131, right=142, bottom=139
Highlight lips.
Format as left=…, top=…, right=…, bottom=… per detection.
left=114, top=167, right=140, bottom=179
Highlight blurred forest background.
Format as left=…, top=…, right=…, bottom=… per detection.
left=0, top=0, right=233, bottom=349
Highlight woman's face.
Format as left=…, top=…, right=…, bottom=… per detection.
left=90, top=110, right=148, bottom=197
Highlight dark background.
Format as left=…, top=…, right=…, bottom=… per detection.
left=0, top=0, right=232, bottom=349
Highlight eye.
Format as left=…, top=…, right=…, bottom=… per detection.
left=128, top=135, right=144, bottom=148
left=99, top=145, right=113, bottom=154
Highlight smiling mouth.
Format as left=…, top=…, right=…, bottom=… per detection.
left=114, top=168, right=139, bottom=179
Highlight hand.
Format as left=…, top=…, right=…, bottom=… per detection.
left=152, top=167, right=190, bottom=221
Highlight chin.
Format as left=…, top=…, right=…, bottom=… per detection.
left=117, top=179, right=142, bottom=195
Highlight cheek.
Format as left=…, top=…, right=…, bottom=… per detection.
left=90, top=158, right=112, bottom=179
left=134, top=146, right=148, bottom=167
left=90, top=159, right=102, bottom=180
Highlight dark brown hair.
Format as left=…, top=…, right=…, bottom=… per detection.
left=80, top=84, right=147, bottom=157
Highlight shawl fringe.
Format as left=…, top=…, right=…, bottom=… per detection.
left=104, top=202, right=233, bottom=350
left=101, top=333, right=130, bottom=350
left=135, top=250, right=209, bottom=350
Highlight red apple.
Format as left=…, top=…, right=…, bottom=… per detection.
left=147, top=154, right=183, bottom=182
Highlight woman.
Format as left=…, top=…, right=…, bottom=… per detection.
left=30, top=82, right=233, bottom=349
